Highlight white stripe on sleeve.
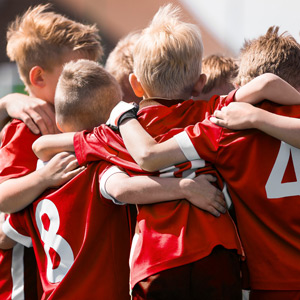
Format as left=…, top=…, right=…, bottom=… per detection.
left=100, top=166, right=127, bottom=205
left=174, top=131, right=200, bottom=161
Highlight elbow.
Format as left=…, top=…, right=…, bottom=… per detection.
left=135, top=148, right=159, bottom=172
left=260, top=73, right=279, bottom=88
left=32, top=139, right=50, bottom=161
left=0, top=203, right=15, bottom=214
left=0, top=195, right=18, bottom=214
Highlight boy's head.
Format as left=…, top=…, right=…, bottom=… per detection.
left=130, top=4, right=206, bottom=100
left=105, top=31, right=143, bottom=104
left=235, top=26, right=300, bottom=90
left=6, top=4, right=103, bottom=102
left=196, top=54, right=238, bottom=100
left=55, top=59, right=122, bottom=132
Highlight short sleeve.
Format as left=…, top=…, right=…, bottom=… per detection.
left=99, top=166, right=127, bottom=205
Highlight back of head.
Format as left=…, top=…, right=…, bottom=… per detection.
left=133, top=4, right=204, bottom=99
left=105, top=31, right=142, bottom=103
left=55, top=59, right=122, bottom=132
left=200, top=54, right=238, bottom=97
left=6, top=4, right=103, bottom=86
left=236, top=26, right=300, bottom=89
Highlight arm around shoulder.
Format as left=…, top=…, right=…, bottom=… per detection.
left=32, top=132, right=76, bottom=161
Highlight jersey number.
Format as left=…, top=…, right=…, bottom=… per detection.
left=265, top=142, right=300, bottom=198
left=35, top=199, right=74, bottom=283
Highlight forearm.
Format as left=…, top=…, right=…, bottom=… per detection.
left=120, top=119, right=186, bottom=171
left=0, top=170, right=51, bottom=213
left=106, top=171, right=226, bottom=216
left=236, top=73, right=300, bottom=105
left=109, top=174, right=192, bottom=205
left=32, top=132, right=75, bottom=161
left=253, top=109, right=300, bottom=148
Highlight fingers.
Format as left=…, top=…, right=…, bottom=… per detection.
left=64, top=166, right=86, bottom=181
left=199, top=174, right=216, bottom=183
left=34, top=104, right=57, bottom=135
left=28, top=104, right=57, bottom=135
left=18, top=113, right=41, bottom=135
left=206, top=206, right=221, bottom=218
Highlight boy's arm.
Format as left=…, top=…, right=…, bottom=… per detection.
left=118, top=74, right=300, bottom=171
left=32, top=133, right=76, bottom=161
left=119, top=119, right=186, bottom=172
left=104, top=168, right=226, bottom=217
left=0, top=93, right=57, bottom=135
left=0, top=152, right=84, bottom=213
left=234, top=73, right=300, bottom=105
left=0, top=213, right=16, bottom=249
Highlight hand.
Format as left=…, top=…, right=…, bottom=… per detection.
left=182, top=174, right=226, bottom=217
left=106, top=101, right=139, bottom=130
left=210, top=102, right=258, bottom=130
left=38, top=152, right=85, bottom=188
left=4, top=94, right=57, bottom=135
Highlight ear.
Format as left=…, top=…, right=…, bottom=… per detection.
left=29, top=66, right=46, bottom=88
left=129, top=73, right=145, bottom=98
left=191, top=73, right=207, bottom=97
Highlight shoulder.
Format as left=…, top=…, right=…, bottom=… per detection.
left=1, top=119, right=40, bottom=148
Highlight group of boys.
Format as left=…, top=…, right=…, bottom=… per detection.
left=0, top=3, right=299, bottom=300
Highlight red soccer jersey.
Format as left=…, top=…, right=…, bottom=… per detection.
left=175, top=101, right=300, bottom=290
left=3, top=161, right=131, bottom=300
left=0, top=120, right=41, bottom=299
left=74, top=94, right=244, bottom=289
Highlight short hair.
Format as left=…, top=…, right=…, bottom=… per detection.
left=105, top=31, right=142, bottom=102
left=133, top=4, right=204, bottom=99
left=55, top=59, right=122, bottom=131
left=6, top=4, right=103, bottom=86
left=235, top=26, right=300, bottom=89
left=201, top=54, right=238, bottom=94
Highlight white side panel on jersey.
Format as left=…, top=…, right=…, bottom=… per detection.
left=11, top=243, right=25, bottom=300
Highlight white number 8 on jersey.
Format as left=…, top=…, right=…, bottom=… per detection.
left=35, top=199, right=74, bottom=283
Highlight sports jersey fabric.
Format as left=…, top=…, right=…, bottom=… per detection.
left=0, top=119, right=41, bottom=300
left=3, top=161, right=131, bottom=300
left=174, top=101, right=300, bottom=290
left=74, top=93, right=244, bottom=289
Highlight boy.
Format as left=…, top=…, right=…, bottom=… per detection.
left=195, top=54, right=238, bottom=100
left=0, top=59, right=228, bottom=299
left=211, top=26, right=300, bottom=149
left=115, top=28, right=300, bottom=299
left=0, top=59, right=130, bottom=299
left=0, top=4, right=102, bottom=299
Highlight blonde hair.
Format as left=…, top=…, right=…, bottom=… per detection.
left=236, top=26, right=300, bottom=88
left=55, top=59, right=122, bottom=131
left=6, top=4, right=103, bottom=86
left=105, top=31, right=142, bottom=102
left=201, top=54, right=238, bottom=94
left=133, top=4, right=203, bottom=99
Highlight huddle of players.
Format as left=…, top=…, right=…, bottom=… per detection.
left=0, top=3, right=300, bottom=300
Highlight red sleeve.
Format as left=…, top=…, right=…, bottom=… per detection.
left=0, top=120, right=40, bottom=184
left=74, top=124, right=147, bottom=174
left=205, top=89, right=238, bottom=114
